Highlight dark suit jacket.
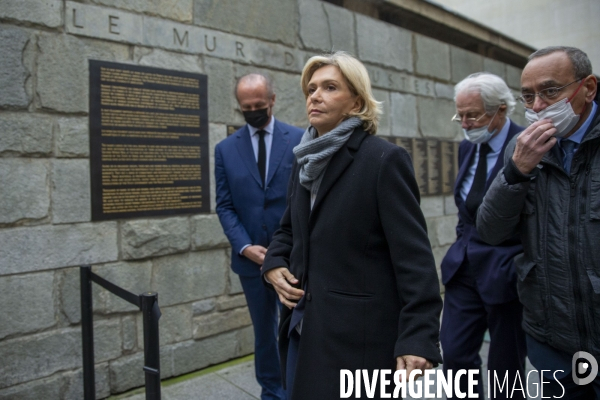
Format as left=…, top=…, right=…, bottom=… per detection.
left=441, top=119, right=524, bottom=304
left=215, top=119, right=303, bottom=277
left=262, top=127, right=443, bottom=400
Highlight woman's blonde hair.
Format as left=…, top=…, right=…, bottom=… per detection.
left=301, top=51, right=382, bottom=135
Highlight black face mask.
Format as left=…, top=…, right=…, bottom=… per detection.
left=243, top=108, right=270, bottom=128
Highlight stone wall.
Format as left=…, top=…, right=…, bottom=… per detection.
left=0, top=0, right=524, bottom=397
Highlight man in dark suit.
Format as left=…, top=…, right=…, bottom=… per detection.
left=440, top=73, right=526, bottom=399
left=215, top=73, right=303, bottom=400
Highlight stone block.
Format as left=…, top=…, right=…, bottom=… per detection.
left=108, top=352, right=144, bottom=393
left=356, top=14, right=412, bottom=72
left=444, top=195, right=458, bottom=216
left=92, top=0, right=193, bottom=23
left=65, top=1, right=143, bottom=44
left=450, top=47, right=483, bottom=83
left=216, top=294, right=247, bottom=311
left=0, top=0, right=62, bottom=28
left=0, top=272, right=55, bottom=340
left=417, top=98, right=461, bottom=139
left=122, top=315, right=137, bottom=352
left=36, top=33, right=129, bottom=113
left=436, top=215, right=458, bottom=247
left=193, top=307, right=251, bottom=339
left=172, top=331, right=239, bottom=376
left=133, top=46, right=203, bottom=74
left=205, top=57, right=236, bottom=125
left=94, top=318, right=123, bottom=362
left=236, top=325, right=255, bottom=357
left=91, top=260, right=153, bottom=314
left=0, top=113, right=54, bottom=156
left=0, top=374, right=63, bottom=400
left=0, top=222, right=118, bottom=276
left=373, top=89, right=390, bottom=136
left=63, top=363, right=110, bottom=400
left=158, top=304, right=193, bottom=345
left=193, top=0, right=298, bottom=47
left=161, top=344, right=175, bottom=379
left=435, top=82, right=455, bottom=100
left=366, top=65, right=434, bottom=97
left=152, top=250, right=228, bottom=307
left=193, top=298, right=216, bottom=315
left=0, top=328, right=81, bottom=388
left=506, top=64, right=522, bottom=90
left=121, top=217, right=190, bottom=260
left=270, top=71, right=307, bottom=129
left=191, top=214, right=229, bottom=250
left=483, top=58, right=507, bottom=81
left=298, top=0, right=331, bottom=51
left=0, top=159, right=50, bottom=224
left=415, top=35, right=450, bottom=81
left=51, top=159, right=91, bottom=224
left=420, top=196, right=445, bottom=218
left=209, top=124, right=228, bottom=212
left=229, top=268, right=244, bottom=295
left=390, top=93, right=418, bottom=138
left=109, top=349, right=173, bottom=393
left=323, top=2, right=356, bottom=53
left=54, top=116, right=89, bottom=157
left=0, top=27, right=31, bottom=108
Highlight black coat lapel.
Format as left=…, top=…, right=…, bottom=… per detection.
left=310, top=128, right=369, bottom=224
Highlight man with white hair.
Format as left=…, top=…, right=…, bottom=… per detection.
left=440, top=73, right=526, bottom=399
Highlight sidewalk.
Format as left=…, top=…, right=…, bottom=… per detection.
left=110, top=341, right=540, bottom=400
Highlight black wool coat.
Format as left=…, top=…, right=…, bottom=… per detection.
left=262, top=127, right=443, bottom=400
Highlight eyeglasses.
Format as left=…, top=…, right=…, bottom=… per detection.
left=450, top=112, right=488, bottom=125
left=518, top=79, right=581, bottom=104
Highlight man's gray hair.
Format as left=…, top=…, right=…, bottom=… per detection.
left=454, top=72, right=516, bottom=116
left=528, top=46, right=592, bottom=80
left=235, top=73, right=274, bottom=100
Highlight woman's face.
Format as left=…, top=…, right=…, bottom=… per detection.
left=306, top=65, right=361, bottom=136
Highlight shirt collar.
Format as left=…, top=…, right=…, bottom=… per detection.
left=248, top=115, right=275, bottom=137
left=560, top=101, right=598, bottom=145
left=486, top=117, right=511, bottom=153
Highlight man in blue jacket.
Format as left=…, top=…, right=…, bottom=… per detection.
left=440, top=73, right=526, bottom=399
left=215, top=73, right=303, bottom=400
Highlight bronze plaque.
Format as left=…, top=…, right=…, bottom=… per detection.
left=89, top=60, right=209, bottom=220
left=381, top=136, right=458, bottom=196
left=227, top=125, right=243, bottom=136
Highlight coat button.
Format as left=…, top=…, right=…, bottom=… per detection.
left=306, top=293, right=312, bottom=301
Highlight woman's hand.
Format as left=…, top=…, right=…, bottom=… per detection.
left=396, top=355, right=433, bottom=380
left=264, top=267, right=305, bottom=309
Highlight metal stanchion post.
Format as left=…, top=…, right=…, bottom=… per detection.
left=141, top=292, right=161, bottom=400
left=80, top=266, right=96, bottom=400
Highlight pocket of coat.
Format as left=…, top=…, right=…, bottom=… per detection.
left=589, top=177, right=600, bottom=220
left=328, top=289, right=374, bottom=299
left=515, top=259, right=546, bottom=328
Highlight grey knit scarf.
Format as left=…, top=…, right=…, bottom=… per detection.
left=293, top=117, right=363, bottom=197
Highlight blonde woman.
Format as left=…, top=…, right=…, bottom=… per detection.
left=262, top=52, right=443, bottom=399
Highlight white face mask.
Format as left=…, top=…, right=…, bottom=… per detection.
left=525, top=97, right=580, bottom=138
left=462, top=124, right=497, bottom=144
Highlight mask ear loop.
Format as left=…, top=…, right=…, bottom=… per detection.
left=567, top=79, right=587, bottom=114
